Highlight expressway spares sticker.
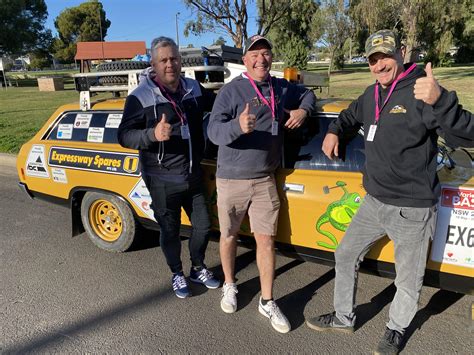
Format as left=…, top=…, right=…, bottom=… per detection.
left=48, top=147, right=140, bottom=176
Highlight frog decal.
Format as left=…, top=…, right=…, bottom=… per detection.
left=316, top=181, right=362, bottom=250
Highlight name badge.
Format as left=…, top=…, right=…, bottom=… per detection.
left=367, top=124, right=377, bottom=142
left=180, top=124, right=190, bottom=139
left=272, top=121, right=279, bottom=136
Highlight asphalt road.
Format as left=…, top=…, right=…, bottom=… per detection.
left=1, top=163, right=472, bottom=354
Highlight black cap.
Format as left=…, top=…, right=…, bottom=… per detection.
left=243, top=35, right=273, bottom=54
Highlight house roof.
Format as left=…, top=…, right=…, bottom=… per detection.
left=75, top=41, right=147, bottom=60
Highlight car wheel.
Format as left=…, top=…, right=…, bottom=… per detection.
left=81, top=191, right=136, bottom=252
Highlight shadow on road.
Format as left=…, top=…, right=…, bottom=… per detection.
left=283, top=268, right=336, bottom=329
left=236, top=259, right=304, bottom=311
left=354, top=283, right=397, bottom=330
left=3, top=287, right=175, bottom=353
left=401, top=289, right=464, bottom=351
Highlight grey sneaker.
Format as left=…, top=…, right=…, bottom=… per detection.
left=258, top=297, right=291, bottom=334
left=220, top=282, right=238, bottom=313
left=374, top=328, right=404, bottom=355
left=306, top=311, right=354, bottom=333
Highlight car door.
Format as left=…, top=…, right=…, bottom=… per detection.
left=276, top=111, right=368, bottom=255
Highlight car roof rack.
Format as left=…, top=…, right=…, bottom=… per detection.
left=73, top=62, right=328, bottom=111
left=73, top=65, right=228, bottom=111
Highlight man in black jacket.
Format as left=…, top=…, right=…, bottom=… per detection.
left=305, top=30, right=473, bottom=354
left=118, top=36, right=219, bottom=298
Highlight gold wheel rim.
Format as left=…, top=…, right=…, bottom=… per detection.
left=89, top=199, right=123, bottom=242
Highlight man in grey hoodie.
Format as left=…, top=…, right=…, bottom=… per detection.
left=118, top=37, right=219, bottom=299
left=207, top=35, right=315, bottom=333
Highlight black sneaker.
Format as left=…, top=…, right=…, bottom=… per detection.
left=306, top=311, right=354, bottom=333
left=374, top=328, right=404, bottom=355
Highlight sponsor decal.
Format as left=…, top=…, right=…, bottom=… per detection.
left=105, top=113, right=122, bottom=128
left=389, top=105, right=407, bottom=114
left=51, top=167, right=68, bottom=183
left=57, top=124, right=73, bottom=139
left=123, top=156, right=139, bottom=173
left=129, top=178, right=155, bottom=221
left=74, top=113, right=92, bottom=128
left=87, top=127, right=104, bottom=143
left=431, top=187, right=474, bottom=268
left=26, top=145, right=50, bottom=178
left=48, top=147, right=140, bottom=176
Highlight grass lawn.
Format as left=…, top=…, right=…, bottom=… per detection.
left=0, top=64, right=473, bottom=154
left=322, top=64, right=474, bottom=112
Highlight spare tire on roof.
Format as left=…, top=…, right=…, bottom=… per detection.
left=181, top=56, right=224, bottom=67
left=97, top=61, right=150, bottom=85
left=97, top=60, right=150, bottom=72
left=181, top=56, right=224, bottom=83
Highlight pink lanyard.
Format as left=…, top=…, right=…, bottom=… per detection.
left=245, top=73, right=276, bottom=120
left=154, top=78, right=187, bottom=125
left=374, top=63, right=417, bottom=123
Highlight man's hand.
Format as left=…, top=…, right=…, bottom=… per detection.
left=154, top=113, right=172, bottom=141
left=239, top=103, right=256, bottom=134
left=322, top=133, right=339, bottom=160
left=414, top=62, right=441, bottom=105
left=284, top=108, right=307, bottom=129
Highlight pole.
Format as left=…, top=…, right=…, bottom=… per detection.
left=175, top=12, right=180, bottom=47
left=98, top=6, right=104, bottom=60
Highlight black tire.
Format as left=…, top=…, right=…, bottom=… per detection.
left=81, top=191, right=136, bottom=252
left=181, top=56, right=224, bottom=67
left=97, top=61, right=150, bottom=86
left=182, top=56, right=224, bottom=83
left=97, top=61, right=150, bottom=71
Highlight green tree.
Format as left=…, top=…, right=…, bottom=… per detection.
left=212, top=36, right=227, bottom=45
left=28, top=49, right=51, bottom=69
left=455, top=3, right=474, bottom=63
left=318, top=0, right=352, bottom=73
left=350, top=0, right=473, bottom=65
left=183, top=0, right=248, bottom=48
left=261, top=0, right=318, bottom=69
left=53, top=0, right=110, bottom=63
left=0, top=0, right=52, bottom=55
left=256, top=0, right=299, bottom=36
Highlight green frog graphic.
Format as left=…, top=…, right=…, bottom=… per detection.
left=316, top=181, right=362, bottom=250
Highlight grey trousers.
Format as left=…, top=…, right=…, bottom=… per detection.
left=334, top=194, right=438, bottom=333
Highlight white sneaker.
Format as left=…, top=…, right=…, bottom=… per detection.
left=220, top=282, right=238, bottom=313
left=258, top=297, right=291, bottom=333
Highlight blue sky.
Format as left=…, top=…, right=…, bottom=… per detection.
left=45, top=0, right=259, bottom=48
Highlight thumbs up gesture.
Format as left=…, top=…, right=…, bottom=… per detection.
left=239, top=103, right=257, bottom=134
left=414, top=62, right=441, bottom=105
left=154, top=113, right=172, bottom=141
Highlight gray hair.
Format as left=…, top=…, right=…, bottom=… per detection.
left=150, top=36, right=179, bottom=60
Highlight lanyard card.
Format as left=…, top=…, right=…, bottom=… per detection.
left=272, top=121, right=278, bottom=136
left=180, top=124, right=190, bottom=140
left=367, top=124, right=377, bottom=142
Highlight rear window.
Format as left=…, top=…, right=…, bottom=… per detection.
left=46, top=111, right=123, bottom=144
left=283, top=113, right=365, bottom=172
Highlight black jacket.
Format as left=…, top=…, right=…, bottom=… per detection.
left=118, top=68, right=215, bottom=179
left=328, top=63, right=473, bottom=208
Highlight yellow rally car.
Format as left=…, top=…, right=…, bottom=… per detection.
left=16, top=68, right=473, bottom=295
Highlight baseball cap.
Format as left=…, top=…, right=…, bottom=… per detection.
left=365, top=30, right=400, bottom=58
left=243, top=35, right=273, bottom=54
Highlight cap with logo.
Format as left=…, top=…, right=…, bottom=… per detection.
left=365, top=30, right=400, bottom=58
left=243, top=35, right=273, bottom=54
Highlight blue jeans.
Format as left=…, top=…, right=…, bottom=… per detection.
left=144, top=175, right=211, bottom=274
left=333, top=194, right=437, bottom=333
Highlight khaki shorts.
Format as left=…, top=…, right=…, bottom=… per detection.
left=216, top=175, right=280, bottom=236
